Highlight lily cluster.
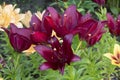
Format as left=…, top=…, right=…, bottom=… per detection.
left=2, top=5, right=106, bottom=74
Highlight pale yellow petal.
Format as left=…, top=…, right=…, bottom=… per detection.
left=104, top=53, right=113, bottom=60
left=114, top=44, right=120, bottom=56
left=14, top=8, right=20, bottom=14
left=0, top=5, right=2, bottom=12
left=35, top=11, right=42, bottom=20
left=3, top=5, right=13, bottom=14
left=35, top=10, right=45, bottom=20
left=21, top=10, right=32, bottom=27
left=0, top=77, right=3, bottom=80
left=23, top=45, right=36, bottom=56
left=111, top=60, right=120, bottom=67
left=0, top=3, right=24, bottom=29
left=14, top=22, right=23, bottom=28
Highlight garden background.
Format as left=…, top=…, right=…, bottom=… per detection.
left=0, top=0, right=120, bottom=80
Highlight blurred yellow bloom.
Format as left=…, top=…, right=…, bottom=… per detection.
left=35, top=10, right=45, bottom=20
left=0, top=78, right=3, bottom=80
left=104, top=44, right=120, bottom=67
left=0, top=3, right=24, bottom=30
left=23, top=45, right=36, bottom=56
left=21, top=10, right=32, bottom=27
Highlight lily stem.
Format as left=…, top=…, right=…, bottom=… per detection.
left=75, top=41, right=82, bottom=53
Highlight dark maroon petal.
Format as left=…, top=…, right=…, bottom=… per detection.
left=40, top=62, right=53, bottom=70
left=35, top=45, right=58, bottom=63
left=10, top=23, right=18, bottom=33
left=40, top=62, right=63, bottom=74
left=2, top=27, right=10, bottom=35
left=58, top=65, right=65, bottom=75
left=62, top=34, right=75, bottom=64
left=107, top=13, right=116, bottom=30
left=47, top=7, right=61, bottom=25
left=92, top=0, right=105, bottom=5
left=31, top=31, right=47, bottom=44
left=10, top=34, right=31, bottom=52
left=79, top=18, right=97, bottom=40
left=63, top=34, right=73, bottom=47
left=80, top=13, right=93, bottom=24
left=87, top=34, right=102, bottom=46
left=71, top=55, right=80, bottom=62
left=42, top=16, right=52, bottom=37
left=86, top=21, right=105, bottom=46
left=30, top=14, right=42, bottom=31
left=116, top=15, right=120, bottom=27
left=48, top=36, right=61, bottom=51
left=45, top=16, right=66, bottom=37
left=10, top=23, right=32, bottom=40
left=63, top=5, right=80, bottom=31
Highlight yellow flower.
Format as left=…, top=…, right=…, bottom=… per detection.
left=104, top=44, right=120, bottom=67
left=23, top=45, right=36, bottom=56
left=35, top=10, right=45, bottom=20
left=0, top=3, right=24, bottom=30
left=0, top=77, right=3, bottom=80
left=21, top=10, right=32, bottom=27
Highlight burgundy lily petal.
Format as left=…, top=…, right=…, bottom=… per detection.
left=35, top=35, right=80, bottom=74
left=35, top=45, right=58, bottom=63
left=10, top=34, right=31, bottom=52
left=58, top=65, right=65, bottom=75
left=47, top=7, right=61, bottom=25
left=46, top=5, right=82, bottom=37
left=40, top=62, right=53, bottom=70
left=92, top=0, right=105, bottom=5
left=79, top=17, right=105, bottom=46
left=63, top=34, right=80, bottom=64
left=107, top=13, right=120, bottom=36
left=10, top=23, right=32, bottom=40
left=10, top=23, right=18, bottom=33
left=80, top=13, right=93, bottom=24
left=107, top=13, right=116, bottom=30
left=48, top=36, right=61, bottom=51
left=30, top=14, right=42, bottom=31
left=86, top=21, right=105, bottom=46
left=116, top=15, right=120, bottom=24
left=63, top=34, right=73, bottom=46
left=63, top=5, right=82, bottom=31
left=3, top=24, right=32, bottom=52
left=31, top=31, right=48, bottom=44
left=42, top=16, right=52, bottom=37
left=71, top=55, right=81, bottom=62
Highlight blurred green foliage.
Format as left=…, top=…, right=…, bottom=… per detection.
left=0, top=0, right=53, bottom=12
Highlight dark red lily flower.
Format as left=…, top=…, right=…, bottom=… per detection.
left=35, top=34, right=80, bottom=74
left=92, top=0, right=105, bottom=5
left=45, top=5, right=82, bottom=38
left=78, top=14, right=106, bottom=46
left=107, top=13, right=120, bottom=36
left=3, top=23, right=32, bottom=52
left=30, top=14, right=52, bottom=44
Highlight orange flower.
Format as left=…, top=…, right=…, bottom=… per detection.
left=104, top=44, right=120, bottom=67
left=0, top=3, right=24, bottom=29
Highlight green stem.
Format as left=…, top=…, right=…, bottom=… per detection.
left=75, top=41, right=82, bottom=53
left=14, top=53, right=20, bottom=69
